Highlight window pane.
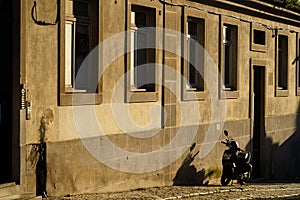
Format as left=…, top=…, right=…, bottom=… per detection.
left=223, top=24, right=237, bottom=90
left=136, top=30, right=147, bottom=89
left=135, top=12, right=146, bottom=26
left=298, top=38, right=300, bottom=88
left=278, top=35, right=288, bottom=89
left=75, top=24, right=89, bottom=74
left=73, top=1, right=88, bottom=17
left=188, top=21, right=197, bottom=36
left=224, top=26, right=232, bottom=86
left=65, top=21, right=74, bottom=88
left=74, top=24, right=89, bottom=90
left=224, top=44, right=231, bottom=85
left=130, top=30, right=135, bottom=88
left=254, top=30, right=266, bottom=45
left=136, top=30, right=147, bottom=65
left=189, top=37, right=197, bottom=86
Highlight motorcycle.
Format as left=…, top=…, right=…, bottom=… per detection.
left=220, top=130, right=252, bottom=186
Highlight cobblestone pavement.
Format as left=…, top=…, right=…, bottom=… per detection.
left=46, top=183, right=300, bottom=200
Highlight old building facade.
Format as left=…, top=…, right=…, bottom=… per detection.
left=1, top=0, right=300, bottom=197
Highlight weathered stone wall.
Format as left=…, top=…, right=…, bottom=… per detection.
left=46, top=120, right=250, bottom=195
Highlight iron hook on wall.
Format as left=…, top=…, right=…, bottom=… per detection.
left=31, top=0, right=59, bottom=26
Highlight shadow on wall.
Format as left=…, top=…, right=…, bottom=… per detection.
left=172, top=143, right=212, bottom=186
left=246, top=104, right=300, bottom=181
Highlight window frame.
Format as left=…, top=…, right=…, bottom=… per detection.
left=126, top=4, right=160, bottom=103
left=251, top=23, right=267, bottom=52
left=296, top=34, right=300, bottom=96
left=59, top=0, right=102, bottom=106
left=275, top=31, right=289, bottom=97
left=130, top=8, right=155, bottom=92
left=182, top=8, right=208, bottom=101
left=219, top=16, right=240, bottom=99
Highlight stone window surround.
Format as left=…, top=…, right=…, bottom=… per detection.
left=275, top=30, right=289, bottom=97
left=219, top=16, right=240, bottom=99
left=251, top=22, right=268, bottom=52
left=126, top=3, right=162, bottom=103
left=130, top=6, right=156, bottom=92
left=182, top=7, right=208, bottom=101
left=59, top=0, right=102, bottom=106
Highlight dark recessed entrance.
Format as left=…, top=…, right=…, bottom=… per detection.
left=253, top=66, right=265, bottom=178
left=0, top=0, right=20, bottom=184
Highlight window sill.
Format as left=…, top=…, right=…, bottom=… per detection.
left=127, top=91, right=158, bottom=103
left=130, top=88, right=147, bottom=92
left=60, top=93, right=102, bottom=106
left=220, top=90, right=239, bottom=99
left=65, top=87, right=87, bottom=93
left=251, top=43, right=267, bottom=53
left=276, top=89, right=289, bottom=97
left=297, top=89, right=300, bottom=96
left=183, top=90, right=208, bottom=101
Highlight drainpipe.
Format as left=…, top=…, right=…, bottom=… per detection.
left=161, top=0, right=166, bottom=128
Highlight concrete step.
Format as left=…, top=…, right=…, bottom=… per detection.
left=0, top=182, right=20, bottom=197
left=0, top=193, right=42, bottom=200
left=0, top=183, right=42, bottom=200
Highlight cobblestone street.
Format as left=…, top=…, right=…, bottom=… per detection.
left=47, top=182, right=300, bottom=200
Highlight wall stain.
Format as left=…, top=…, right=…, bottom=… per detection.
left=27, top=107, right=54, bottom=197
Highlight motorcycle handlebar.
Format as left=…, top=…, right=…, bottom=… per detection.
left=221, top=140, right=246, bottom=152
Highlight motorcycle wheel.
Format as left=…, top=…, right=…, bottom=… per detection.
left=242, top=171, right=251, bottom=182
left=221, top=174, right=231, bottom=186
left=221, top=167, right=234, bottom=186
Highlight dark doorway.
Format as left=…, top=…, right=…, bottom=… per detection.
left=0, top=0, right=20, bottom=184
left=253, top=66, right=265, bottom=178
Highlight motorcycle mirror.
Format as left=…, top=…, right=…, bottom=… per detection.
left=224, top=130, right=229, bottom=137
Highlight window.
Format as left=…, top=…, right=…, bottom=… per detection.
left=254, top=30, right=266, bottom=45
left=182, top=10, right=208, bottom=101
left=60, top=0, right=101, bottom=106
left=251, top=23, right=267, bottom=52
left=223, top=24, right=237, bottom=90
left=130, top=6, right=155, bottom=92
left=277, top=35, right=288, bottom=90
left=186, top=17, right=204, bottom=91
left=126, top=5, right=158, bottom=103
left=275, top=33, right=289, bottom=97
left=219, top=17, right=239, bottom=99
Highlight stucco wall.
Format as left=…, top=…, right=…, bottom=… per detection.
left=20, top=0, right=300, bottom=196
